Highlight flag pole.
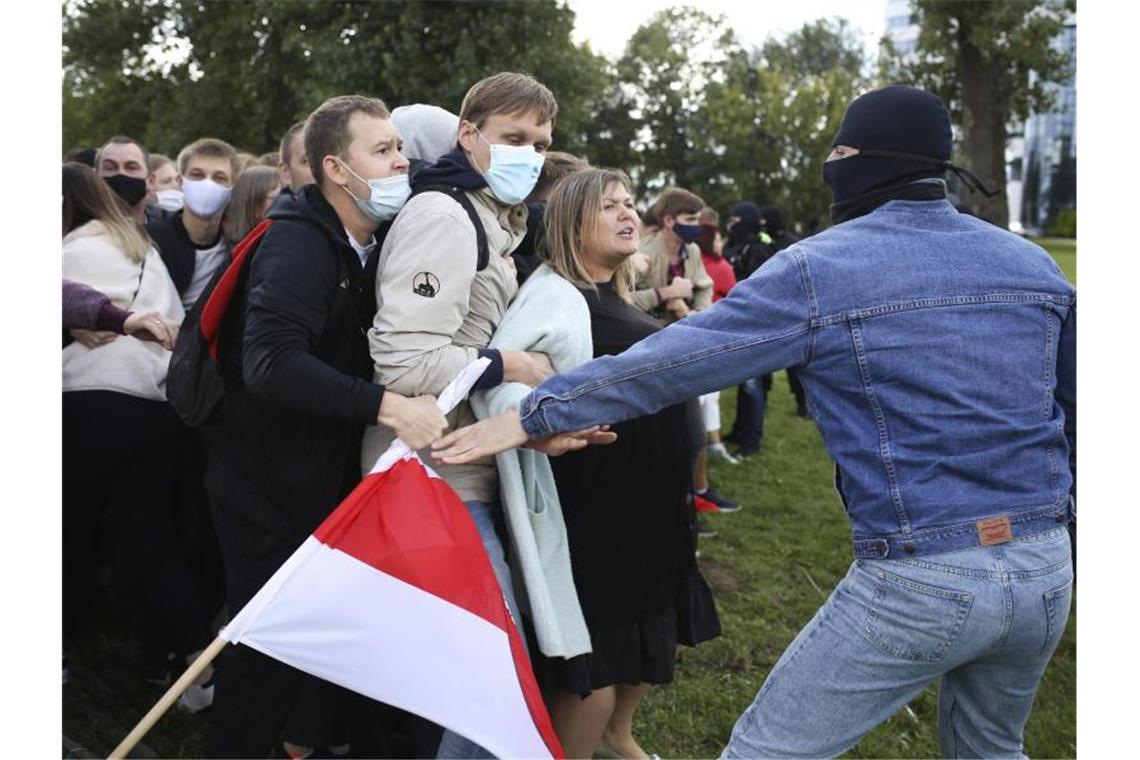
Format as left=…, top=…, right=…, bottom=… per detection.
left=109, top=635, right=229, bottom=759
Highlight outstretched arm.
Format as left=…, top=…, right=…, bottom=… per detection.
left=518, top=251, right=817, bottom=439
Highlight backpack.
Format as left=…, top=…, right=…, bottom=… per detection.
left=411, top=183, right=490, bottom=271
left=167, top=185, right=489, bottom=428
left=166, top=219, right=274, bottom=427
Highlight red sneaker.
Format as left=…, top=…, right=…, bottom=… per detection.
left=693, top=493, right=720, bottom=513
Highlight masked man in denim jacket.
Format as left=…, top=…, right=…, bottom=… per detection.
left=433, top=85, right=1076, bottom=758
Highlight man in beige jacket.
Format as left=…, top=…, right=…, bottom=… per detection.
left=362, top=72, right=558, bottom=759
left=631, top=187, right=715, bottom=322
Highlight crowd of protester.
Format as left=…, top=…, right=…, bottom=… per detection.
left=62, top=72, right=1074, bottom=760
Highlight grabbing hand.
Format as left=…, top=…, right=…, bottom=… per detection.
left=664, top=298, right=690, bottom=320
left=431, top=409, right=617, bottom=465
left=503, top=350, right=555, bottom=388
left=123, top=311, right=180, bottom=350
left=524, top=425, right=617, bottom=456
left=378, top=392, right=449, bottom=450
left=667, top=276, right=693, bottom=301
left=70, top=329, right=117, bottom=349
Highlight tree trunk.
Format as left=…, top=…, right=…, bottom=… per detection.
left=956, top=17, right=1011, bottom=229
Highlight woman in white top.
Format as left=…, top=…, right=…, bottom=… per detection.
left=62, top=162, right=215, bottom=711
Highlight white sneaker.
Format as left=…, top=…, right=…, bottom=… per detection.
left=176, top=680, right=214, bottom=714
left=707, top=443, right=740, bottom=464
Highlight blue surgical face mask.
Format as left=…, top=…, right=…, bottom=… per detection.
left=338, top=158, right=411, bottom=223
left=474, top=127, right=545, bottom=205
left=672, top=222, right=702, bottom=244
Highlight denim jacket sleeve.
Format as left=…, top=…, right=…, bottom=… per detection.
left=1055, top=299, right=1076, bottom=506
left=518, top=250, right=815, bottom=437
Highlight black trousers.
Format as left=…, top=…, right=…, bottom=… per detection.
left=786, top=367, right=807, bottom=411
left=206, top=483, right=404, bottom=757
left=62, top=391, right=213, bottom=657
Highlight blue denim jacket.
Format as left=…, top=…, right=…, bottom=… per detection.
left=519, top=200, right=1076, bottom=559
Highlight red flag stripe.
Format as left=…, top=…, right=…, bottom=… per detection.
left=312, top=457, right=565, bottom=758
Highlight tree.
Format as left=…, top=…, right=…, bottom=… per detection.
left=606, top=6, right=740, bottom=204
left=880, top=0, right=1075, bottom=228
left=705, top=19, right=868, bottom=225
left=63, top=1, right=608, bottom=157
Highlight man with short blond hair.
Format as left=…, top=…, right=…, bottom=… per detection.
left=146, top=137, right=240, bottom=310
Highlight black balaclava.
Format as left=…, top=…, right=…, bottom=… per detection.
left=728, top=201, right=763, bottom=243
left=822, top=85, right=996, bottom=224
left=759, top=205, right=786, bottom=237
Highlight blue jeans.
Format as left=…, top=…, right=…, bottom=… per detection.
left=721, top=527, right=1073, bottom=758
left=436, top=500, right=526, bottom=760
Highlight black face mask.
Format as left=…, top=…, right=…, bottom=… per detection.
left=103, top=173, right=148, bottom=207
left=822, top=150, right=997, bottom=224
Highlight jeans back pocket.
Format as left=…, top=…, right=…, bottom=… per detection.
left=1041, top=580, right=1073, bottom=655
left=864, top=567, right=974, bottom=663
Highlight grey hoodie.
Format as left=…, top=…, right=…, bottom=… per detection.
left=391, top=104, right=460, bottom=164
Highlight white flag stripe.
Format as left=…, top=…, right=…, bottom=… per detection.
left=224, top=537, right=551, bottom=759
left=370, top=357, right=491, bottom=475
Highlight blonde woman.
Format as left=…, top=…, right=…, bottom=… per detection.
left=62, top=162, right=215, bottom=712
left=456, top=168, right=721, bottom=759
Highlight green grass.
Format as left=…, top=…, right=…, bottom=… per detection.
left=1036, top=237, right=1076, bottom=284
left=633, top=378, right=1075, bottom=758
left=64, top=242, right=1076, bottom=757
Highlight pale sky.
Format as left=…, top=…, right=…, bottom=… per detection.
left=567, top=0, right=890, bottom=61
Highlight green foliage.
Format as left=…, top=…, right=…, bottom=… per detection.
left=887, top=0, right=1076, bottom=122
left=709, top=18, right=868, bottom=224
left=1046, top=207, right=1077, bottom=239
left=876, top=0, right=1075, bottom=228
left=63, top=0, right=609, bottom=156
left=618, top=12, right=867, bottom=223
left=605, top=6, right=736, bottom=202
left=64, top=1, right=871, bottom=229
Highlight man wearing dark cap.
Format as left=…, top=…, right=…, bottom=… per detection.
left=431, top=85, right=1076, bottom=757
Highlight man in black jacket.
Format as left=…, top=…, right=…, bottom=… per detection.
left=204, top=94, right=448, bottom=758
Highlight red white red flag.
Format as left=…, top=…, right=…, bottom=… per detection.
left=221, top=360, right=564, bottom=759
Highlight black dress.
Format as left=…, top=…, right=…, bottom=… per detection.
left=540, top=280, right=721, bottom=695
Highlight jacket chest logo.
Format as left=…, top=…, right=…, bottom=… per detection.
left=413, top=271, right=440, bottom=298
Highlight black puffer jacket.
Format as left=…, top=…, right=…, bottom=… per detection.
left=202, top=184, right=383, bottom=546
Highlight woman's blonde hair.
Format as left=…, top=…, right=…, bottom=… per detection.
left=62, top=162, right=151, bottom=263
left=542, top=168, right=637, bottom=301
left=223, top=165, right=280, bottom=244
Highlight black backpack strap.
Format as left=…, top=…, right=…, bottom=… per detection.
left=411, top=184, right=490, bottom=271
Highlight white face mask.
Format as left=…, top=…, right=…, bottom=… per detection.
left=182, top=178, right=232, bottom=218
left=337, top=159, right=412, bottom=224
left=154, top=188, right=184, bottom=212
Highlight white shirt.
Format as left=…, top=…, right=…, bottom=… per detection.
left=345, top=226, right=377, bottom=268
left=182, top=240, right=229, bottom=310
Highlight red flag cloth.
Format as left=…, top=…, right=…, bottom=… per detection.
left=222, top=360, right=564, bottom=759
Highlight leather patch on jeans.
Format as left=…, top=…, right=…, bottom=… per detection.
left=977, top=516, right=1014, bottom=546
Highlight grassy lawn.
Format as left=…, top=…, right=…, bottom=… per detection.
left=1036, top=237, right=1076, bottom=284
left=63, top=241, right=1077, bottom=758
